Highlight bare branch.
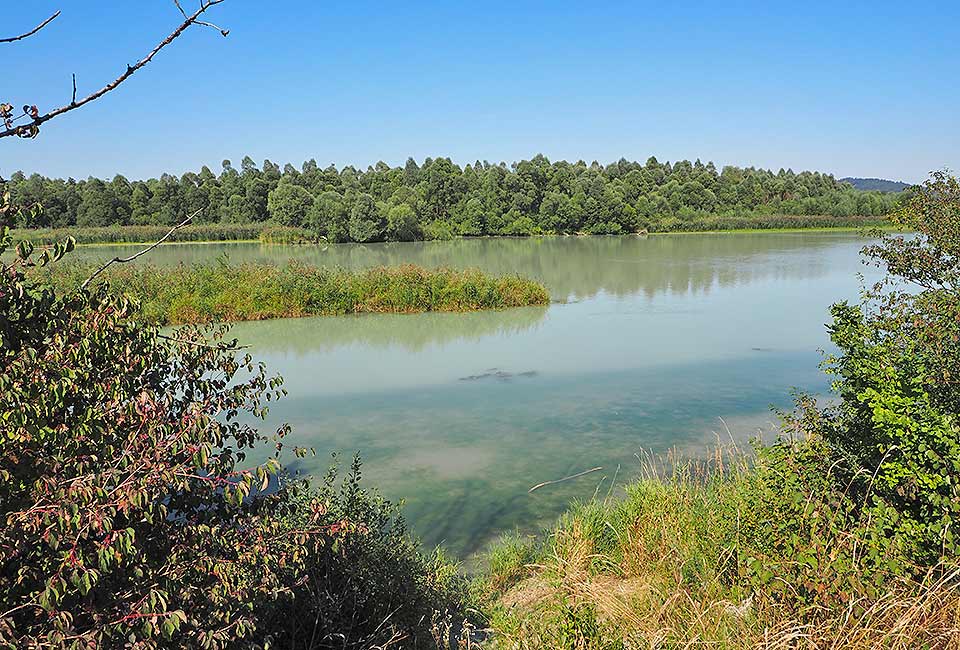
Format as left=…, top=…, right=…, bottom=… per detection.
left=80, top=210, right=200, bottom=290
left=0, top=1, right=227, bottom=139
left=0, top=10, right=61, bottom=44
left=157, top=333, right=251, bottom=351
left=528, top=467, right=604, bottom=493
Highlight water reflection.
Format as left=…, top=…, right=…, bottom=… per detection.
left=228, top=305, right=548, bottom=354
left=72, top=232, right=861, bottom=302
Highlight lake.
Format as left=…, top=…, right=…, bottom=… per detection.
left=73, top=233, right=880, bottom=559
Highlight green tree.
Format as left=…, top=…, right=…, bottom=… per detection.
left=384, top=202, right=420, bottom=241
left=307, top=191, right=349, bottom=242
left=76, top=178, right=120, bottom=227
left=348, top=192, right=386, bottom=242
left=267, top=182, right=314, bottom=227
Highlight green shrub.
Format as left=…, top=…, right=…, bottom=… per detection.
left=256, top=457, right=467, bottom=649
left=802, top=172, right=960, bottom=567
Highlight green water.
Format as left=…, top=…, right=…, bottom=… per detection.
left=75, top=233, right=879, bottom=558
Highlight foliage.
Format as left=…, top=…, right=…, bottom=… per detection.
left=802, top=171, right=960, bottom=566
left=38, top=262, right=550, bottom=325
left=255, top=457, right=468, bottom=649
left=0, top=210, right=293, bottom=646
left=0, top=194, right=467, bottom=647
left=267, top=183, right=315, bottom=227
left=5, top=156, right=898, bottom=241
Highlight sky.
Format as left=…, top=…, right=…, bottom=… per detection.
left=2, top=1, right=958, bottom=183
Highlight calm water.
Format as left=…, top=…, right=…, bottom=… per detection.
left=75, top=233, right=879, bottom=558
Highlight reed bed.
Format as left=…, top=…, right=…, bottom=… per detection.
left=643, top=214, right=887, bottom=233
left=10, top=214, right=888, bottom=247
left=11, top=223, right=265, bottom=245
left=42, top=262, right=550, bottom=325
left=257, top=225, right=320, bottom=244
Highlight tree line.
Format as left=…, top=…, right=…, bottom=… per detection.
left=7, top=155, right=899, bottom=241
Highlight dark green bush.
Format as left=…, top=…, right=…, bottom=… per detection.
left=258, top=457, right=467, bottom=649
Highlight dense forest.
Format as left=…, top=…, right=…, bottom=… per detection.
left=6, top=156, right=898, bottom=241
left=840, top=176, right=912, bottom=192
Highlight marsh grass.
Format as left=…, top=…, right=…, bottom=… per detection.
left=42, top=262, right=550, bottom=325
left=478, top=445, right=960, bottom=649
left=258, top=225, right=319, bottom=244
left=11, top=214, right=888, bottom=247
left=643, top=214, right=887, bottom=233
left=12, top=223, right=265, bottom=246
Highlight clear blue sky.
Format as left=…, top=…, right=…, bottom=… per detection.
left=3, top=1, right=957, bottom=183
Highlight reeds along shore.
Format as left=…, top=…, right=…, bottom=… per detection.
left=11, top=214, right=888, bottom=246
left=477, top=446, right=960, bottom=649
left=41, top=262, right=550, bottom=325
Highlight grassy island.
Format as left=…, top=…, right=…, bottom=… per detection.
left=44, top=262, right=549, bottom=325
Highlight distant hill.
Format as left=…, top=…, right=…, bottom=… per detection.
left=840, top=177, right=911, bottom=193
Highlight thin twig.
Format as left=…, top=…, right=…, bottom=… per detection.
left=80, top=210, right=199, bottom=290
left=529, top=467, right=603, bottom=493
left=157, top=333, right=251, bottom=351
left=0, top=1, right=227, bottom=138
left=0, top=11, right=61, bottom=44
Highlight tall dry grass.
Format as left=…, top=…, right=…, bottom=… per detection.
left=478, top=445, right=960, bottom=649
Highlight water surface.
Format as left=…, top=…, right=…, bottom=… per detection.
left=75, top=233, right=878, bottom=558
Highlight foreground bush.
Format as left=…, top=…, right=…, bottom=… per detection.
left=41, top=263, right=550, bottom=325
left=255, top=457, right=466, bottom=649
left=0, top=207, right=466, bottom=647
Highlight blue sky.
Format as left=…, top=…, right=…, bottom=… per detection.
left=3, top=1, right=957, bottom=182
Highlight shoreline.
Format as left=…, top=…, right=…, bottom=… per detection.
left=13, top=225, right=897, bottom=249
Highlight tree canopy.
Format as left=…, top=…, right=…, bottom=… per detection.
left=7, top=156, right=899, bottom=241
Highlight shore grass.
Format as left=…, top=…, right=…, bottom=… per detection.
left=43, top=262, right=550, bottom=325
left=12, top=223, right=266, bottom=246
left=475, top=446, right=960, bottom=649
left=258, top=225, right=320, bottom=244
left=642, top=214, right=888, bottom=234
left=10, top=215, right=889, bottom=246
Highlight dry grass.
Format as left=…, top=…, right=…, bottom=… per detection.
left=479, top=447, right=960, bottom=649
